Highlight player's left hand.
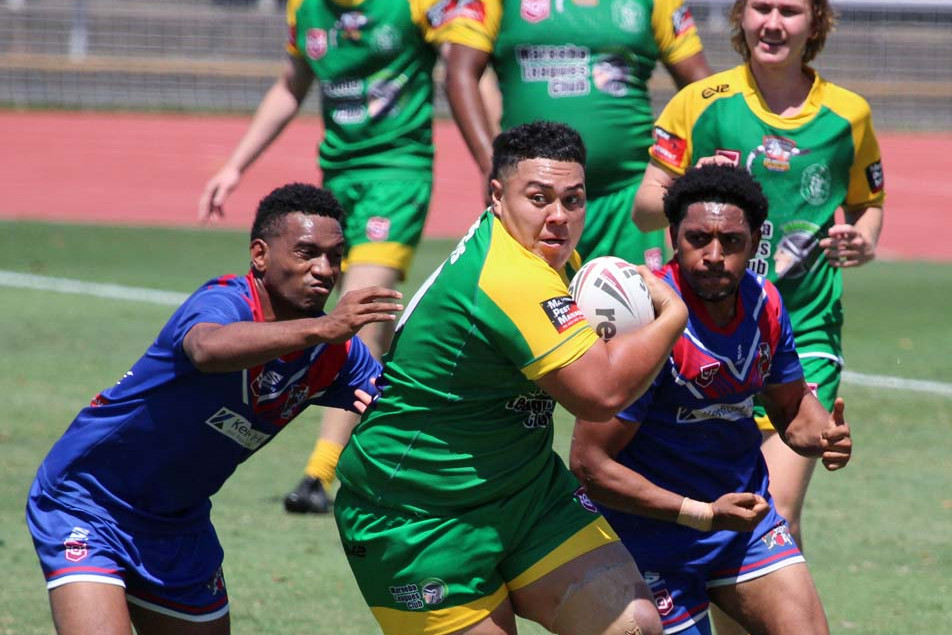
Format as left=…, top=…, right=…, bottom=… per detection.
left=352, top=377, right=380, bottom=414
left=821, top=224, right=875, bottom=268
left=820, top=397, right=852, bottom=470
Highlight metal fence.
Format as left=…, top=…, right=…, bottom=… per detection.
left=2, top=0, right=951, bottom=129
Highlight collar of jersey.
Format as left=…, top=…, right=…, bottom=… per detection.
left=740, top=63, right=824, bottom=130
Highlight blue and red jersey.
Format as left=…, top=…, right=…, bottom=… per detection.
left=606, top=261, right=802, bottom=516
left=33, top=272, right=380, bottom=532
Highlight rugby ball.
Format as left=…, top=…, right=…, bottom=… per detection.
left=568, top=256, right=655, bottom=341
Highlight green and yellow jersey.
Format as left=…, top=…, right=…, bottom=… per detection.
left=650, top=64, right=885, bottom=356
left=336, top=209, right=599, bottom=513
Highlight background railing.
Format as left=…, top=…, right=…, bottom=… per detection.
left=2, top=0, right=951, bottom=129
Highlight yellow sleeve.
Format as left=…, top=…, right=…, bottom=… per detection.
left=651, top=0, right=704, bottom=66
left=285, top=0, right=305, bottom=57
left=822, top=85, right=886, bottom=209
left=479, top=218, right=599, bottom=381
left=411, top=0, right=501, bottom=52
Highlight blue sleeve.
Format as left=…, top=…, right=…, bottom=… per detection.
left=309, top=335, right=383, bottom=412
left=768, top=299, right=804, bottom=385
left=168, top=282, right=252, bottom=352
left=616, top=362, right=667, bottom=423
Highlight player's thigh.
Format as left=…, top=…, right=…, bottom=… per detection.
left=49, top=582, right=133, bottom=635
left=708, top=563, right=828, bottom=635
left=128, top=603, right=230, bottom=635
left=760, top=431, right=816, bottom=515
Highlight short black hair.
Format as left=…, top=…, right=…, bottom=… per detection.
left=250, top=183, right=345, bottom=242
left=663, top=164, right=768, bottom=231
left=490, top=121, right=587, bottom=183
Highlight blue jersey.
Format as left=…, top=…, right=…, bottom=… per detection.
left=33, top=272, right=380, bottom=532
left=601, top=262, right=802, bottom=538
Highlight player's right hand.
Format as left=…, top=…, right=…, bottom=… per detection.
left=711, top=492, right=770, bottom=532
left=198, top=166, right=242, bottom=222
left=318, top=286, right=404, bottom=343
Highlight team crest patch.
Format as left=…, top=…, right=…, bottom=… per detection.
left=306, top=29, right=327, bottom=60
left=696, top=361, right=720, bottom=387
left=64, top=526, right=90, bottom=563
left=757, top=342, right=772, bottom=377
left=750, top=135, right=809, bottom=172
left=521, top=0, right=550, bottom=23
left=611, top=0, right=646, bottom=34
left=865, top=160, right=884, bottom=193
left=366, top=216, right=391, bottom=241
left=206, top=567, right=226, bottom=596
left=761, top=524, right=795, bottom=550
left=671, top=5, right=695, bottom=35
left=643, top=247, right=664, bottom=271
left=651, top=126, right=686, bottom=168
left=541, top=295, right=585, bottom=333
left=420, top=578, right=448, bottom=606
left=573, top=486, right=599, bottom=513
left=653, top=588, right=675, bottom=616
left=426, top=0, right=486, bottom=28
left=800, top=163, right=831, bottom=205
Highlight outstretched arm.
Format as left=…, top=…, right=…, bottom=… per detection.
left=198, top=55, right=315, bottom=221
left=183, top=287, right=402, bottom=373
left=571, top=415, right=769, bottom=532
left=761, top=380, right=853, bottom=470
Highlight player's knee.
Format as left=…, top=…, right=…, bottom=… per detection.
left=550, top=561, right=662, bottom=635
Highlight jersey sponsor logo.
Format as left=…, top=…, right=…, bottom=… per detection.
left=420, top=578, right=449, bottom=606
left=336, top=10, right=369, bottom=41
left=773, top=221, right=820, bottom=280
left=652, top=126, right=686, bottom=167
left=865, top=159, right=884, bottom=193
left=305, top=28, right=327, bottom=60
left=714, top=149, right=741, bottom=166
left=800, top=163, right=832, bottom=205
left=390, top=582, right=425, bottom=610
left=592, top=56, right=629, bottom=97
left=612, top=0, right=647, bottom=34
left=506, top=389, right=555, bottom=429
left=701, top=83, right=730, bottom=99
left=747, top=135, right=809, bottom=172
left=426, top=0, right=487, bottom=28
left=676, top=398, right=753, bottom=423
left=671, top=5, right=695, bottom=36
left=761, top=524, right=795, bottom=550
left=747, top=220, right=773, bottom=276
left=696, top=361, right=721, bottom=387
left=64, top=526, right=91, bottom=563
left=515, top=44, right=591, bottom=98
left=541, top=295, right=585, bottom=333
left=366, top=216, right=391, bottom=241
left=521, top=0, right=550, bottom=23
left=573, top=486, right=599, bottom=513
left=205, top=407, right=271, bottom=450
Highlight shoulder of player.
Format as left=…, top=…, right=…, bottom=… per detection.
left=813, top=72, right=874, bottom=124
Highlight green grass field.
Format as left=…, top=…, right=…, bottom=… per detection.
left=0, top=220, right=949, bottom=634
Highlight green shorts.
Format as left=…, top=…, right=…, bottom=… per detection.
left=755, top=353, right=843, bottom=431
left=334, top=456, right=618, bottom=635
left=576, top=181, right=669, bottom=268
left=324, top=174, right=432, bottom=277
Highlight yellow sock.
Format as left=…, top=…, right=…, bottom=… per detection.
left=304, top=439, right=344, bottom=491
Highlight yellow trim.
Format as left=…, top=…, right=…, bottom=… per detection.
left=420, top=0, right=500, bottom=52
left=508, top=517, right=619, bottom=591
left=754, top=414, right=774, bottom=432
left=652, top=0, right=705, bottom=65
left=346, top=242, right=416, bottom=275
left=371, top=583, right=508, bottom=635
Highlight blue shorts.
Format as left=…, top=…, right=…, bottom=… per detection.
left=616, top=506, right=804, bottom=635
left=26, top=480, right=230, bottom=622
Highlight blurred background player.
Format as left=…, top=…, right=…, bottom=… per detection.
left=437, top=0, right=713, bottom=268
left=199, top=0, right=463, bottom=513
left=634, top=0, right=883, bottom=583
left=334, top=121, right=689, bottom=635
left=26, top=184, right=402, bottom=635
left=573, top=164, right=853, bottom=635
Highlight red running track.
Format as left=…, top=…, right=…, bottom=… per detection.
left=0, top=111, right=948, bottom=261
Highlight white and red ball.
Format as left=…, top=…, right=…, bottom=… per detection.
left=568, top=256, right=655, bottom=341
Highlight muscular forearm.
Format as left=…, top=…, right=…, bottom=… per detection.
left=184, top=319, right=334, bottom=373
left=445, top=45, right=494, bottom=175
left=575, top=450, right=684, bottom=521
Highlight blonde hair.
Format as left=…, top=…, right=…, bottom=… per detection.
left=729, top=0, right=837, bottom=64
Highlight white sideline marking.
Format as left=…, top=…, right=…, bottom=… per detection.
left=0, top=270, right=187, bottom=306
left=2, top=270, right=951, bottom=398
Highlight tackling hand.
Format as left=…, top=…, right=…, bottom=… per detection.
left=318, top=286, right=403, bottom=343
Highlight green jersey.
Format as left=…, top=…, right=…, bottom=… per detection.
left=650, top=65, right=885, bottom=353
left=336, top=210, right=599, bottom=513
left=435, top=0, right=703, bottom=195
left=287, top=0, right=439, bottom=177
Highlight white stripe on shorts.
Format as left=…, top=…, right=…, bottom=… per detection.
left=126, top=594, right=230, bottom=623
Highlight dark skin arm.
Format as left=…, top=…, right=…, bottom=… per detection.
left=571, top=415, right=769, bottom=532
left=760, top=379, right=852, bottom=470
left=445, top=43, right=495, bottom=201
left=663, top=51, right=713, bottom=89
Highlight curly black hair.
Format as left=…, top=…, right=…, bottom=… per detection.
left=663, top=164, right=769, bottom=231
left=250, top=183, right=345, bottom=242
left=490, top=120, right=587, bottom=183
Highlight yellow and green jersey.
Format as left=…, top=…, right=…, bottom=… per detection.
left=337, top=209, right=599, bottom=513
left=650, top=64, right=885, bottom=354
left=429, top=0, right=702, bottom=196
left=286, top=0, right=445, bottom=177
